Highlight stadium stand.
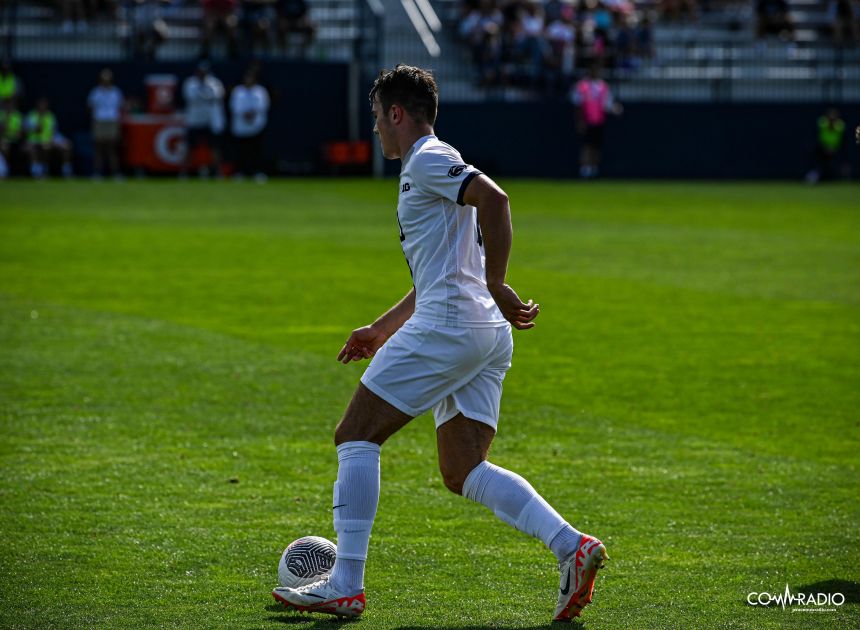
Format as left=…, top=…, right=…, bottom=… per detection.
left=1, top=0, right=360, bottom=61
left=1, top=0, right=856, bottom=101
left=424, top=0, right=860, bottom=101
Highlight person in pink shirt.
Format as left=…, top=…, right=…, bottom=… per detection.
left=571, top=63, right=623, bottom=179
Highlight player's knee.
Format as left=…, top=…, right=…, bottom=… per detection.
left=334, top=416, right=385, bottom=446
left=439, top=463, right=469, bottom=495
left=334, top=420, right=363, bottom=446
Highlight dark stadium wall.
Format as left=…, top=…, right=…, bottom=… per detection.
left=433, top=102, right=860, bottom=180
left=12, top=60, right=859, bottom=179
left=14, top=61, right=350, bottom=174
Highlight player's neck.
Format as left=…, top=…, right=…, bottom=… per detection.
left=398, top=125, right=435, bottom=161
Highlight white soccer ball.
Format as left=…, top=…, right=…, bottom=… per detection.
left=278, top=536, right=337, bottom=588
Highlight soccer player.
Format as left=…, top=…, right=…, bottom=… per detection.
left=272, top=65, right=608, bottom=622
left=571, top=63, right=622, bottom=180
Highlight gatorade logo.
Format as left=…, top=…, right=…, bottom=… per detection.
left=154, top=126, right=187, bottom=165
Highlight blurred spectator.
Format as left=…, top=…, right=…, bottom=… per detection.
left=201, top=0, right=240, bottom=59
left=243, top=0, right=277, bottom=55
left=827, top=0, right=859, bottom=43
left=229, top=69, right=269, bottom=181
left=635, top=12, right=654, bottom=60
left=545, top=3, right=577, bottom=89
left=571, top=63, right=622, bottom=179
left=520, top=2, right=549, bottom=81
left=659, top=0, right=698, bottom=23
left=578, top=0, right=615, bottom=67
left=87, top=68, right=125, bottom=178
left=805, top=108, right=845, bottom=184
left=181, top=61, right=225, bottom=178
left=615, top=11, right=654, bottom=69
left=756, top=0, right=795, bottom=40
left=615, top=13, right=638, bottom=69
left=0, top=60, right=23, bottom=105
left=127, top=0, right=170, bottom=60
left=57, top=0, right=93, bottom=33
left=544, top=0, right=563, bottom=23
left=276, top=0, right=315, bottom=55
left=24, top=98, right=73, bottom=178
left=459, top=0, right=504, bottom=85
left=455, top=0, right=655, bottom=93
left=0, top=99, right=24, bottom=178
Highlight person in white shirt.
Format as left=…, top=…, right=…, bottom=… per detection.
left=87, top=68, right=124, bottom=178
left=229, top=70, right=269, bottom=180
left=272, top=65, right=608, bottom=623
left=181, top=61, right=225, bottom=178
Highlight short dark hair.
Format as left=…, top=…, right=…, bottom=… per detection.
left=369, top=65, right=438, bottom=126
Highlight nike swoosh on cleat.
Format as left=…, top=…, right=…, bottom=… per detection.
left=560, top=567, right=571, bottom=595
left=332, top=504, right=347, bottom=509
left=304, top=593, right=326, bottom=599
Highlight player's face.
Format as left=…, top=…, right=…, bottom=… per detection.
left=372, top=97, right=398, bottom=160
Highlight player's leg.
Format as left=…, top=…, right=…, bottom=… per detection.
left=274, top=383, right=413, bottom=615
left=94, top=143, right=102, bottom=177
left=328, top=384, right=412, bottom=591
left=434, top=325, right=607, bottom=620
left=438, top=413, right=607, bottom=620
left=58, top=137, right=74, bottom=177
left=275, top=322, right=491, bottom=616
left=107, top=135, right=119, bottom=176
left=437, top=414, right=583, bottom=562
left=579, top=143, right=589, bottom=178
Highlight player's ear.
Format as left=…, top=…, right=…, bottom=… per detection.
left=389, top=104, right=403, bottom=125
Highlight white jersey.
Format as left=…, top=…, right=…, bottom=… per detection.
left=230, top=84, right=269, bottom=137
left=87, top=86, right=123, bottom=122
left=183, top=75, right=225, bottom=133
left=397, top=135, right=506, bottom=328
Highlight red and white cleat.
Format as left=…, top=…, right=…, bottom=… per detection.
left=553, top=534, right=608, bottom=622
left=272, top=577, right=366, bottom=618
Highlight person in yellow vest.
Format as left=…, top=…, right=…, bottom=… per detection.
left=24, top=97, right=73, bottom=178
left=805, top=108, right=846, bottom=184
left=0, top=97, right=23, bottom=178
left=0, top=60, right=22, bottom=105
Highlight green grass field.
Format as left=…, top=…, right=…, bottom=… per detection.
left=1, top=179, right=858, bottom=629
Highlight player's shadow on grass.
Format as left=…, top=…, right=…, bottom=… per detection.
left=796, top=579, right=860, bottom=604
left=264, top=605, right=581, bottom=628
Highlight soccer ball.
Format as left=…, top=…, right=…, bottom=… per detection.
left=278, top=536, right=337, bottom=588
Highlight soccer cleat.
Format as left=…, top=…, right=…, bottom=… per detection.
left=553, top=534, right=609, bottom=622
left=272, top=577, right=366, bottom=618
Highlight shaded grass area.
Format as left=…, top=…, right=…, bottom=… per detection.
left=1, top=180, right=858, bottom=629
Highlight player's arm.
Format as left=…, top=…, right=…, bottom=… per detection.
left=337, top=287, right=415, bottom=364
left=464, top=175, right=539, bottom=330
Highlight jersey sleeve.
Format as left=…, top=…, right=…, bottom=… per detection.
left=410, top=146, right=483, bottom=206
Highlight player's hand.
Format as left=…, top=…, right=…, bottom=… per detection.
left=337, top=325, right=388, bottom=364
left=488, top=283, right=540, bottom=330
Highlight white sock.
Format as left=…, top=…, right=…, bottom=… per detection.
left=328, top=441, right=380, bottom=592
left=463, top=461, right=581, bottom=562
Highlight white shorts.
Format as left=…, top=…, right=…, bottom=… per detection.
left=360, top=318, right=513, bottom=430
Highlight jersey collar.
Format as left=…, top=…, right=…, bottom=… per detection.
left=401, top=134, right=436, bottom=171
